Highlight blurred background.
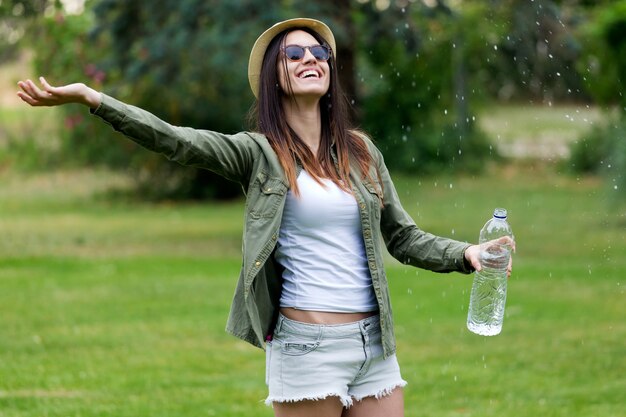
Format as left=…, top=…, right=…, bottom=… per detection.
left=1, top=0, right=624, bottom=199
left=0, top=1, right=624, bottom=416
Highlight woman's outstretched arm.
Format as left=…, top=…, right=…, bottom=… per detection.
left=16, top=76, right=256, bottom=184
left=17, top=77, right=101, bottom=109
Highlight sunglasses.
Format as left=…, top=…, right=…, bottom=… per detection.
left=282, top=44, right=332, bottom=62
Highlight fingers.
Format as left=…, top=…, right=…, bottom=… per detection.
left=17, top=79, right=41, bottom=106
left=16, top=90, right=39, bottom=106
left=507, top=236, right=516, bottom=252
left=17, top=78, right=55, bottom=106
left=39, top=76, right=57, bottom=94
left=464, top=245, right=482, bottom=272
left=471, top=258, right=482, bottom=272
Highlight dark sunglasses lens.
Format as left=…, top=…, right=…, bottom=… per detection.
left=284, top=46, right=305, bottom=61
left=310, top=46, right=330, bottom=61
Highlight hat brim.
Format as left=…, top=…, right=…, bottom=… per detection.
left=248, top=18, right=336, bottom=98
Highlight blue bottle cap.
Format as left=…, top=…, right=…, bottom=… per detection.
left=493, top=208, right=507, bottom=219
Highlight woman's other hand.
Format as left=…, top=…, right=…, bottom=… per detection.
left=464, top=236, right=516, bottom=278
left=17, top=77, right=101, bottom=109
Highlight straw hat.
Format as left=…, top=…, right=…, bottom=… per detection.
left=248, top=18, right=336, bottom=98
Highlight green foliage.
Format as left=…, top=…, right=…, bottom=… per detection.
left=27, top=8, right=143, bottom=170
left=0, top=0, right=48, bottom=61
left=577, top=0, right=626, bottom=112
left=21, top=0, right=625, bottom=198
left=570, top=0, right=626, bottom=204
left=355, top=1, right=493, bottom=174
left=482, top=0, right=588, bottom=102
left=28, top=1, right=279, bottom=199
left=569, top=117, right=626, bottom=205
left=569, top=121, right=615, bottom=174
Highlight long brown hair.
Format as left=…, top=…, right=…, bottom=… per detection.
left=248, top=27, right=380, bottom=197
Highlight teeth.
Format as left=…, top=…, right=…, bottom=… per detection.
left=300, top=70, right=318, bottom=79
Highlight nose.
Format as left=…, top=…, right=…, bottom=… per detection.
left=302, top=47, right=317, bottom=64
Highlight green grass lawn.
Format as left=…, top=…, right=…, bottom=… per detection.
left=0, top=163, right=624, bottom=417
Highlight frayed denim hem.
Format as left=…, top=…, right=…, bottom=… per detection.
left=264, top=381, right=407, bottom=409
left=265, top=392, right=353, bottom=408
left=351, top=380, right=407, bottom=403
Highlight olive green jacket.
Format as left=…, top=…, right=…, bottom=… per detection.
left=91, top=93, right=474, bottom=358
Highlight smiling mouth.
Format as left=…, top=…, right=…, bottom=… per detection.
left=298, top=70, right=320, bottom=79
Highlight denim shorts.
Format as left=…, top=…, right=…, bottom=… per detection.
left=264, top=313, right=407, bottom=407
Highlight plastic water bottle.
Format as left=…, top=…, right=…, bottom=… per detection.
left=467, top=208, right=514, bottom=336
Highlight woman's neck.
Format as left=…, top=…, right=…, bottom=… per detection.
left=282, top=97, right=322, bottom=156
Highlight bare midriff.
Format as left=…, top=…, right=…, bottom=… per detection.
left=280, top=307, right=378, bottom=324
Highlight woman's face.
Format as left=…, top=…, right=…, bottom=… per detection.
left=278, top=30, right=331, bottom=99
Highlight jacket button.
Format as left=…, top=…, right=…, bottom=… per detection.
left=360, top=203, right=366, bottom=210
left=255, top=261, right=261, bottom=267
left=370, top=262, right=377, bottom=270
left=363, top=230, right=370, bottom=238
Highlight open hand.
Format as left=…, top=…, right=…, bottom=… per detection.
left=17, top=77, right=101, bottom=109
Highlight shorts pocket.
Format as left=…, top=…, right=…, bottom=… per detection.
left=281, top=340, right=321, bottom=356
left=276, top=327, right=323, bottom=357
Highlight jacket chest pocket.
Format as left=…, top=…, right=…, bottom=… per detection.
left=249, top=173, right=288, bottom=219
left=362, top=180, right=383, bottom=219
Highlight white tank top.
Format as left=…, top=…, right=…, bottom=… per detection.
left=275, top=170, right=378, bottom=312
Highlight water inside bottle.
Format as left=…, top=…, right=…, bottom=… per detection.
left=467, top=245, right=510, bottom=336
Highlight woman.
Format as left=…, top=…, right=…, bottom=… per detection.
left=17, top=17, right=512, bottom=417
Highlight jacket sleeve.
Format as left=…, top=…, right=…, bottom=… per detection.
left=372, top=145, right=474, bottom=274
left=90, top=93, right=256, bottom=184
